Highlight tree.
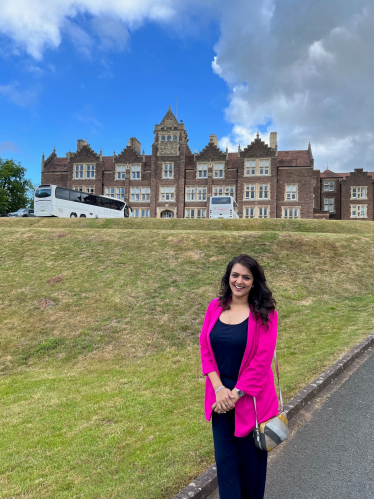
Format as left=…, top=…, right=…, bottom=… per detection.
left=0, top=187, right=9, bottom=215
left=0, top=159, right=33, bottom=214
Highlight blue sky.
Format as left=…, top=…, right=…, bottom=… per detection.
left=1, top=0, right=374, bottom=184
left=0, top=20, right=231, bottom=185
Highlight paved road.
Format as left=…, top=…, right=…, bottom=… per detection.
left=209, top=349, right=374, bottom=499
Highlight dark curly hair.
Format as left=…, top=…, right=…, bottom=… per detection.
left=218, top=254, right=276, bottom=327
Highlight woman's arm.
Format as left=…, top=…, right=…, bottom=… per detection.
left=199, top=301, right=216, bottom=376
left=235, top=311, right=278, bottom=398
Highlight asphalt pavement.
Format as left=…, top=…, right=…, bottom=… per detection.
left=208, top=349, right=374, bottom=499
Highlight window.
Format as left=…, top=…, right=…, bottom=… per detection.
left=323, top=198, right=334, bottom=212
left=131, top=208, right=150, bottom=218
left=313, top=193, right=315, bottom=208
left=75, top=165, right=83, bottom=179
left=161, top=135, right=166, bottom=141
left=76, top=186, right=94, bottom=193
left=160, top=186, right=175, bottom=201
left=259, top=160, right=270, bottom=176
left=245, top=159, right=270, bottom=176
left=213, top=163, right=224, bottom=178
left=197, top=164, right=208, bottom=178
left=258, top=207, right=269, bottom=218
left=131, top=165, right=141, bottom=180
left=351, top=187, right=367, bottom=199
left=131, top=187, right=140, bottom=202
left=244, top=207, right=255, bottom=219
left=141, top=187, right=150, bottom=202
left=86, top=165, right=95, bottom=179
left=213, top=186, right=223, bottom=196
left=283, top=208, right=300, bottom=219
left=324, top=181, right=334, bottom=192
left=163, top=163, right=173, bottom=179
left=245, top=185, right=256, bottom=200
left=351, top=205, right=367, bottom=218
left=197, top=187, right=207, bottom=201
left=116, top=188, right=125, bottom=200
left=225, top=186, right=235, bottom=198
left=285, top=185, right=298, bottom=201
left=245, top=160, right=256, bottom=176
left=186, top=187, right=196, bottom=201
left=105, top=188, right=115, bottom=198
left=185, top=209, right=206, bottom=219
left=167, top=135, right=171, bottom=141
left=173, top=135, right=178, bottom=141
left=116, top=165, right=126, bottom=180
left=259, top=184, right=269, bottom=199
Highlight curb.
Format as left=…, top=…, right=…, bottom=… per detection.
left=172, top=331, right=374, bottom=499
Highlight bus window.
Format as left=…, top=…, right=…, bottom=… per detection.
left=35, top=187, right=52, bottom=198
left=211, top=197, right=231, bottom=204
left=69, top=190, right=84, bottom=203
left=55, top=187, right=69, bottom=200
left=100, top=197, right=112, bottom=209
left=110, top=199, right=125, bottom=211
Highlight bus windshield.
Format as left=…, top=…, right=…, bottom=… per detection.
left=35, top=187, right=52, bottom=198
left=211, top=196, right=231, bottom=205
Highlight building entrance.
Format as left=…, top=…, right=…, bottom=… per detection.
left=160, top=210, right=174, bottom=218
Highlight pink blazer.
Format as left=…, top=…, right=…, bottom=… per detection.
left=199, top=298, right=279, bottom=437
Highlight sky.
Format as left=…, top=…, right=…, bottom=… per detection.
left=0, top=0, right=373, bottom=185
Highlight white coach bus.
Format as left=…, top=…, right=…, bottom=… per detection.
left=209, top=195, right=239, bottom=219
left=34, top=185, right=131, bottom=218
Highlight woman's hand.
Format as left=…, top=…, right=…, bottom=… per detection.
left=212, top=388, right=236, bottom=413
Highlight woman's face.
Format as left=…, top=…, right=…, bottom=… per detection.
left=229, top=263, right=254, bottom=300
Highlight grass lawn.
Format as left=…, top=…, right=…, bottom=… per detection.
left=1, top=218, right=374, bottom=498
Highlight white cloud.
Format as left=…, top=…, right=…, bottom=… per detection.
left=214, top=0, right=374, bottom=172
left=0, top=0, right=196, bottom=59
left=0, top=82, right=39, bottom=107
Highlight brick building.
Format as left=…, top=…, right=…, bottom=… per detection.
left=41, top=107, right=374, bottom=220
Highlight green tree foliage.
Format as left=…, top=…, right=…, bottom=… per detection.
left=0, top=159, right=33, bottom=214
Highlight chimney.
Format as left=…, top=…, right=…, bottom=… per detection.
left=128, top=137, right=141, bottom=155
left=41, top=153, right=45, bottom=173
left=269, top=132, right=277, bottom=149
left=209, top=134, right=218, bottom=146
left=77, top=139, right=87, bottom=151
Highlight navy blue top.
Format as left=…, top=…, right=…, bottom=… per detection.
left=210, top=317, right=248, bottom=390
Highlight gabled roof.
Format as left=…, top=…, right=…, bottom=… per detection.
left=70, top=143, right=101, bottom=162
left=320, top=168, right=345, bottom=178
left=160, top=106, right=179, bottom=127
left=277, top=150, right=311, bottom=167
left=196, top=141, right=226, bottom=161
left=241, top=133, right=276, bottom=158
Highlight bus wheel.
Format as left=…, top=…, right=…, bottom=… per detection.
left=79, top=214, right=86, bottom=218
left=70, top=213, right=77, bottom=218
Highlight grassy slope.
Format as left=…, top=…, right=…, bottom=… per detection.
left=1, top=218, right=374, bottom=498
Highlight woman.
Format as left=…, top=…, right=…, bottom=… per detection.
left=200, top=254, right=278, bottom=499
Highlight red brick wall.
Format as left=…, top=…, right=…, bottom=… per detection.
left=340, top=169, right=373, bottom=221
left=277, top=167, right=314, bottom=219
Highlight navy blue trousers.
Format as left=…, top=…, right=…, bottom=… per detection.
left=212, top=409, right=268, bottom=499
